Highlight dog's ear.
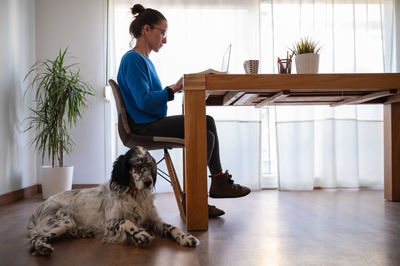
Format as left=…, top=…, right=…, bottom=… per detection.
left=110, top=154, right=131, bottom=191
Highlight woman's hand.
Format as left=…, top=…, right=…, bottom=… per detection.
left=169, top=77, right=183, bottom=93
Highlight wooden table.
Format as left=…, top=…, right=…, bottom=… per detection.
left=183, top=73, right=400, bottom=231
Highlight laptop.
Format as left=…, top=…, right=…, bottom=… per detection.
left=189, top=44, right=232, bottom=75
left=221, top=44, right=232, bottom=73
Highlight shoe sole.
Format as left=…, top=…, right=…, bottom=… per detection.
left=209, top=190, right=251, bottom=199
left=209, top=212, right=225, bottom=218
left=183, top=197, right=226, bottom=218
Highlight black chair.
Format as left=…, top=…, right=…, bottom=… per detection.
left=109, top=79, right=185, bottom=220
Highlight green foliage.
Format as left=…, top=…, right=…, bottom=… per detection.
left=24, top=48, right=94, bottom=167
left=291, top=37, right=321, bottom=55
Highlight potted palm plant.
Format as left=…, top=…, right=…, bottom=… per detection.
left=291, top=37, right=321, bottom=73
left=25, top=48, right=94, bottom=199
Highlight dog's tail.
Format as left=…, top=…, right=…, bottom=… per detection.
left=27, top=214, right=36, bottom=236
left=27, top=214, right=52, bottom=256
left=27, top=214, right=41, bottom=240
left=27, top=209, right=57, bottom=256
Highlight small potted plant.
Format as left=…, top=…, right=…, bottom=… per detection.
left=24, top=48, right=94, bottom=199
left=290, top=37, right=321, bottom=73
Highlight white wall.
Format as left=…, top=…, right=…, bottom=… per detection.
left=396, top=0, right=400, bottom=71
left=1, top=0, right=111, bottom=195
left=0, top=0, right=37, bottom=195
left=35, top=0, right=109, bottom=184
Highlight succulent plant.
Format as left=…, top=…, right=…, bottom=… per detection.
left=290, top=37, right=321, bottom=55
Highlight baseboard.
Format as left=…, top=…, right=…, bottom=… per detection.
left=0, top=184, right=40, bottom=206
left=0, top=184, right=99, bottom=207
left=72, top=184, right=99, bottom=189
left=37, top=184, right=99, bottom=193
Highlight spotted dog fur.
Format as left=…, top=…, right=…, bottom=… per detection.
left=27, top=146, right=199, bottom=256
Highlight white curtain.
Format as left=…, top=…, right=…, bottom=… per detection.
left=260, top=0, right=397, bottom=74
left=260, top=0, right=395, bottom=190
left=109, top=0, right=396, bottom=192
left=273, top=105, right=384, bottom=190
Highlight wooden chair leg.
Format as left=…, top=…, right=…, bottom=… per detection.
left=182, top=148, right=186, bottom=193
left=164, top=149, right=185, bottom=221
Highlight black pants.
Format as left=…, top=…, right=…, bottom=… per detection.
left=130, top=115, right=222, bottom=174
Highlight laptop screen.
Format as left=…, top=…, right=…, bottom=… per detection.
left=221, top=44, right=232, bottom=73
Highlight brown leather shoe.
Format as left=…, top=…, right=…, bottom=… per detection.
left=209, top=171, right=251, bottom=198
left=208, top=205, right=225, bottom=218
left=181, top=193, right=225, bottom=218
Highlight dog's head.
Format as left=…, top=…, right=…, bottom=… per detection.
left=110, top=146, right=157, bottom=194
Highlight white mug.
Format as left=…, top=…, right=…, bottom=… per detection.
left=243, top=60, right=259, bottom=74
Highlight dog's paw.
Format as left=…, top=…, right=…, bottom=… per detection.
left=132, top=229, right=153, bottom=247
left=176, top=233, right=200, bottom=247
left=31, top=242, right=54, bottom=256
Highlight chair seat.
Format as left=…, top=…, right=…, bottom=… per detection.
left=153, top=136, right=184, bottom=147
left=121, top=136, right=184, bottom=150
left=153, top=136, right=185, bottom=145
left=116, top=117, right=184, bottom=150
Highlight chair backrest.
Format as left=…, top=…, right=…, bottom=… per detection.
left=109, top=79, right=184, bottom=150
left=109, top=79, right=132, bottom=134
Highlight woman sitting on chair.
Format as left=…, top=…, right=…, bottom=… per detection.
left=117, top=3, right=250, bottom=218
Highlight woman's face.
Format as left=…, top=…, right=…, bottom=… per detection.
left=145, top=20, right=168, bottom=53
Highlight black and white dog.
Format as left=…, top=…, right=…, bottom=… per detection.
left=27, top=146, right=199, bottom=256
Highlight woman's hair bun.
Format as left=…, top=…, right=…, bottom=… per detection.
left=131, top=4, right=146, bottom=16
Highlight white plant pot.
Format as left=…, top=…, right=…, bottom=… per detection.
left=41, top=166, right=73, bottom=199
left=295, top=53, right=320, bottom=74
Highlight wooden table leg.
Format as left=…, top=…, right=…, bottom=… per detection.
left=184, top=85, right=208, bottom=231
left=384, top=102, right=400, bottom=201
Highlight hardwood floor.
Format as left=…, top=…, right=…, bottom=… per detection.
left=1, top=189, right=399, bottom=266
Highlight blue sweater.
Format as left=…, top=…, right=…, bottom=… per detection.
left=117, top=50, right=169, bottom=124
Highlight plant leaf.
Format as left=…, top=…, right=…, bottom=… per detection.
left=24, top=47, right=94, bottom=167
